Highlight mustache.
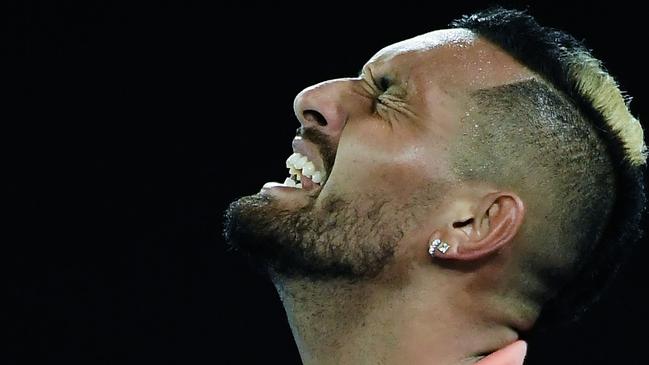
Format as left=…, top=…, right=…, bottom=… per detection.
left=296, top=127, right=337, bottom=175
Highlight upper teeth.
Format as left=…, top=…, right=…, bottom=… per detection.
left=285, top=152, right=325, bottom=186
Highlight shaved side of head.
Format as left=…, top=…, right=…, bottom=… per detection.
left=450, top=7, right=647, bottom=327
left=451, top=79, right=616, bottom=309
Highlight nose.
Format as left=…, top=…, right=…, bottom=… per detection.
left=293, top=78, right=356, bottom=138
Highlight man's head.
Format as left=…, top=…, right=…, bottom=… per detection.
left=225, top=7, right=646, bottom=327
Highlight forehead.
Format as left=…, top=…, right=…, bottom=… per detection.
left=365, top=29, right=536, bottom=92
left=368, top=28, right=478, bottom=61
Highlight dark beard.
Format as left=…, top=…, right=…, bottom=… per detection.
left=223, top=191, right=405, bottom=281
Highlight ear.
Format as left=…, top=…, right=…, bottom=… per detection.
left=429, top=191, right=525, bottom=261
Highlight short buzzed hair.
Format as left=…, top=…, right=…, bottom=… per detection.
left=449, top=7, right=647, bottom=327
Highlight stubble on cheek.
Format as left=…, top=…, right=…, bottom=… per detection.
left=224, top=189, right=409, bottom=280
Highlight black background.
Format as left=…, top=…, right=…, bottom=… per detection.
left=7, top=1, right=648, bottom=364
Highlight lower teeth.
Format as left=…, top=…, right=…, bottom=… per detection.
left=283, top=177, right=303, bottom=189
left=282, top=174, right=322, bottom=189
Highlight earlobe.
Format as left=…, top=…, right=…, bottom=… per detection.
left=428, top=192, right=524, bottom=262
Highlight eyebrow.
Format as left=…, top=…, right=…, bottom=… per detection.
left=357, top=62, right=378, bottom=78
left=358, top=65, right=376, bottom=79
left=358, top=65, right=371, bottom=78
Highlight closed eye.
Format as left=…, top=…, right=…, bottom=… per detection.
left=377, top=76, right=391, bottom=92
left=358, top=67, right=391, bottom=94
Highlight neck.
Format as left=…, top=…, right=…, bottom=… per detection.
left=270, top=268, right=522, bottom=365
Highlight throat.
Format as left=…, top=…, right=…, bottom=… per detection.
left=271, top=273, right=383, bottom=364
left=270, top=271, right=521, bottom=365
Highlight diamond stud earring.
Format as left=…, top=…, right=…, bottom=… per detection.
left=437, top=242, right=450, bottom=254
left=428, top=238, right=450, bottom=257
left=428, top=239, right=441, bottom=256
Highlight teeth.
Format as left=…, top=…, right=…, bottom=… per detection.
left=312, top=171, right=322, bottom=184
left=285, top=152, right=326, bottom=186
left=294, top=155, right=308, bottom=169
left=286, top=153, right=301, bottom=168
left=302, top=161, right=315, bottom=177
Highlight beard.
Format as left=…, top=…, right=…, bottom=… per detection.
left=223, top=127, right=443, bottom=281
left=223, top=189, right=410, bottom=281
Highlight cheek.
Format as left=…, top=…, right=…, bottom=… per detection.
left=322, top=122, right=451, bottom=200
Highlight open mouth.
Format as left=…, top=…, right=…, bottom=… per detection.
left=282, top=152, right=326, bottom=191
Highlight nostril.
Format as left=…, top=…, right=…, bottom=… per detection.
left=303, top=110, right=327, bottom=127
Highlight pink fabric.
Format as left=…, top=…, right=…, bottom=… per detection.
left=475, top=340, right=527, bottom=365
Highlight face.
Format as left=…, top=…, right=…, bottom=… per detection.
left=224, top=29, right=534, bottom=280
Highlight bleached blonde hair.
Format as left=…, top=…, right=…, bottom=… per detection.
left=566, top=50, right=647, bottom=167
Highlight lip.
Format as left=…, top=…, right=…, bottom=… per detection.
left=261, top=175, right=323, bottom=198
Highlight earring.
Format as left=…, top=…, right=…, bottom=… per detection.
left=428, top=239, right=450, bottom=257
